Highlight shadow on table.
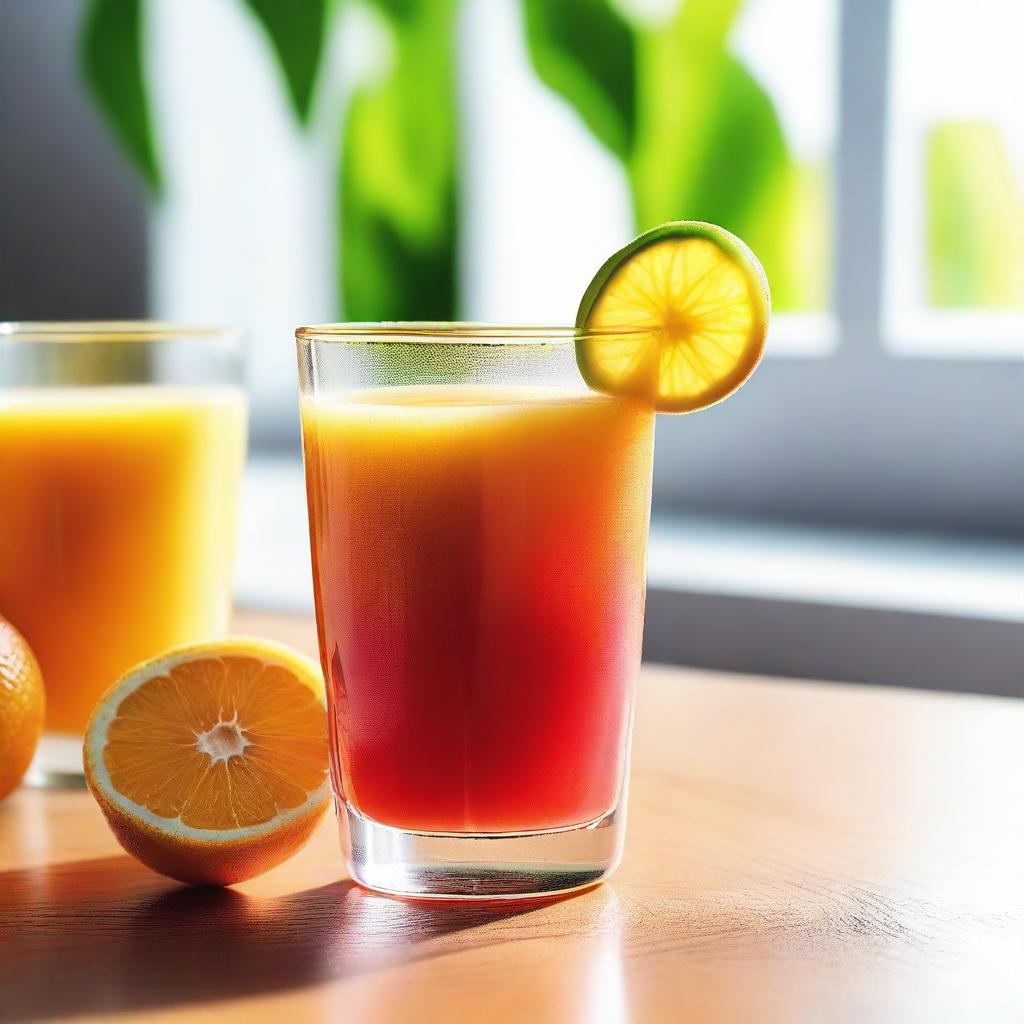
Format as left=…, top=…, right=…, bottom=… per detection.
left=0, top=854, right=566, bottom=1021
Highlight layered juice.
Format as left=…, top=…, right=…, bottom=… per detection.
left=302, top=385, right=654, bottom=833
left=0, top=387, right=247, bottom=733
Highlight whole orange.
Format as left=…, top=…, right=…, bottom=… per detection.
left=0, top=615, right=45, bottom=800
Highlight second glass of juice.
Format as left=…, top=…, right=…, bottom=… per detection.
left=298, top=324, right=654, bottom=899
left=0, top=323, right=247, bottom=784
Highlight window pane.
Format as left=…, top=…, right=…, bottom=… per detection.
left=885, top=0, right=1024, bottom=352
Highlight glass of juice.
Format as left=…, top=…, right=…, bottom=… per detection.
left=297, top=323, right=654, bottom=899
left=0, top=322, right=247, bottom=785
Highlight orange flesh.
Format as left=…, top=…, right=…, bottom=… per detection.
left=102, top=657, right=327, bottom=831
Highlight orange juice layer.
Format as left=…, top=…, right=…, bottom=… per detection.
left=0, top=387, right=246, bottom=734
left=302, top=385, right=654, bottom=833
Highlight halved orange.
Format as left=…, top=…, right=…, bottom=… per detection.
left=576, top=221, right=770, bottom=412
left=84, top=638, right=329, bottom=886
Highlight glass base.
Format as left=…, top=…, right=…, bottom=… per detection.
left=339, top=798, right=626, bottom=900
left=25, top=734, right=87, bottom=789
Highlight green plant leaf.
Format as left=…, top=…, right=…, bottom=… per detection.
left=241, top=0, right=329, bottom=124
left=339, top=0, right=459, bottom=320
left=628, top=0, right=820, bottom=310
left=80, top=0, right=161, bottom=194
left=521, top=0, right=635, bottom=161
left=634, top=45, right=798, bottom=306
left=630, top=0, right=750, bottom=225
left=519, top=0, right=824, bottom=311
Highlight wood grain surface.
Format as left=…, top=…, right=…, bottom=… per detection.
left=1, top=610, right=1021, bottom=1023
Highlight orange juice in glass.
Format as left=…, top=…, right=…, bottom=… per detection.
left=0, top=323, right=247, bottom=783
left=298, top=325, right=654, bottom=899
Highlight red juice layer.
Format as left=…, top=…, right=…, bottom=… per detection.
left=302, top=385, right=654, bottom=833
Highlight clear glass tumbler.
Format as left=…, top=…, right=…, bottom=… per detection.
left=0, top=322, right=247, bottom=785
left=297, top=324, right=655, bottom=899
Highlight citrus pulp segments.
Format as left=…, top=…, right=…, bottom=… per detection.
left=576, top=221, right=770, bottom=413
left=84, top=638, right=330, bottom=885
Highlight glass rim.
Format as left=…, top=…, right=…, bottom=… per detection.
left=295, top=321, right=649, bottom=345
left=0, top=321, right=241, bottom=343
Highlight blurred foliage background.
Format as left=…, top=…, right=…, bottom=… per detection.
left=80, top=0, right=1023, bottom=319
left=926, top=122, right=1024, bottom=308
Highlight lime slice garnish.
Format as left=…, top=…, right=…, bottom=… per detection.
left=576, top=221, right=770, bottom=413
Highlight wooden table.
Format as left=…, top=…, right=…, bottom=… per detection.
left=2, top=611, right=1022, bottom=1023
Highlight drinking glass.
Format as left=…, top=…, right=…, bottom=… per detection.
left=0, top=322, right=247, bottom=785
left=297, top=324, right=654, bottom=899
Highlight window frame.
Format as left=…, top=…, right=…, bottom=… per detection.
left=651, top=0, right=1024, bottom=539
